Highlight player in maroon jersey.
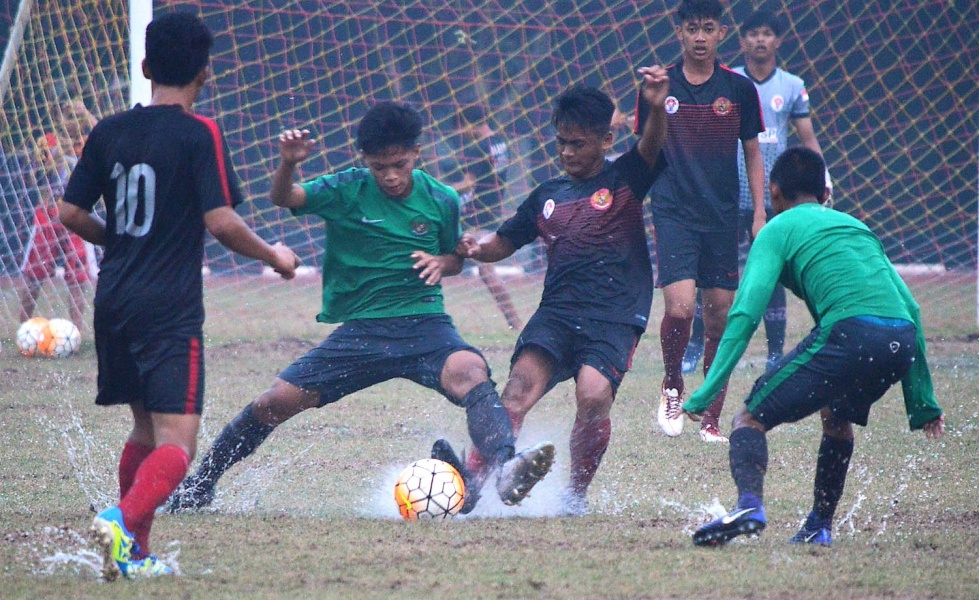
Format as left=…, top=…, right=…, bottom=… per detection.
left=635, top=0, right=766, bottom=443
left=451, top=67, right=669, bottom=515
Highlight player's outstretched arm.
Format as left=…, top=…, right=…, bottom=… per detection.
left=204, top=205, right=300, bottom=279
left=270, top=128, right=316, bottom=209
left=456, top=232, right=515, bottom=263
left=636, top=65, right=669, bottom=166
left=59, top=202, right=106, bottom=246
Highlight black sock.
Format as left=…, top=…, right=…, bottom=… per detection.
left=729, top=427, right=768, bottom=505
left=191, top=403, right=276, bottom=489
left=463, top=381, right=515, bottom=467
left=810, top=434, right=854, bottom=526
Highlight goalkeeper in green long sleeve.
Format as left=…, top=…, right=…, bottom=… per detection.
left=684, top=146, right=944, bottom=547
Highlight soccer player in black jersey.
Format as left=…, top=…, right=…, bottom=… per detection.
left=635, top=0, right=766, bottom=443
left=455, top=67, right=669, bottom=515
left=60, top=12, right=299, bottom=580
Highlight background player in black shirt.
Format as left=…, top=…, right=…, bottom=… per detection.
left=636, top=0, right=766, bottom=443
left=456, top=67, right=669, bottom=515
left=60, top=12, right=299, bottom=580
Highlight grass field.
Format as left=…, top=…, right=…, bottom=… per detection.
left=1, top=273, right=978, bottom=599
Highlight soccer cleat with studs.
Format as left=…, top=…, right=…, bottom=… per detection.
left=693, top=505, right=767, bottom=547
left=789, top=524, right=833, bottom=546
left=91, top=506, right=135, bottom=581
left=496, top=441, right=555, bottom=506
left=164, top=476, right=215, bottom=513
left=657, top=387, right=684, bottom=437
left=699, top=423, right=729, bottom=443
left=430, top=438, right=483, bottom=514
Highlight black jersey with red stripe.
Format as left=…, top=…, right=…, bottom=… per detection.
left=635, top=60, right=763, bottom=232
left=497, top=145, right=664, bottom=329
left=64, top=104, right=243, bottom=330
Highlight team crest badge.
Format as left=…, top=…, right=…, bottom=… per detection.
left=771, top=95, right=785, bottom=112
left=713, top=97, right=732, bottom=116
left=801, top=88, right=810, bottom=103
left=590, top=188, right=612, bottom=211
left=409, top=216, right=430, bottom=236
left=665, top=96, right=679, bottom=114
left=542, top=198, right=555, bottom=219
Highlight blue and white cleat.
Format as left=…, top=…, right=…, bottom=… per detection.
left=789, top=524, right=832, bottom=546
left=693, top=505, right=767, bottom=547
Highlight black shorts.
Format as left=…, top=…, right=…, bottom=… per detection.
left=278, top=314, right=488, bottom=407
left=746, top=316, right=917, bottom=429
left=93, top=308, right=205, bottom=415
left=513, top=307, right=641, bottom=394
left=652, top=217, right=739, bottom=290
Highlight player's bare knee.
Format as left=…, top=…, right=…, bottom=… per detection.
left=254, top=380, right=316, bottom=425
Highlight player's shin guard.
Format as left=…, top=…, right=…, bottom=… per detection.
left=729, top=427, right=768, bottom=505
left=811, top=434, right=854, bottom=524
left=463, top=381, right=515, bottom=467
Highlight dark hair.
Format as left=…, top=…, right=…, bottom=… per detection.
left=356, top=102, right=423, bottom=155
left=145, top=12, right=213, bottom=87
left=551, top=85, right=615, bottom=137
left=769, top=146, right=826, bottom=201
left=741, top=9, right=781, bottom=37
left=457, top=105, right=487, bottom=127
left=677, top=0, right=724, bottom=23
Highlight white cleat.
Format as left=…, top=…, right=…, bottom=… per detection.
left=496, top=441, right=556, bottom=505
left=657, top=387, right=684, bottom=437
left=699, top=423, right=729, bottom=443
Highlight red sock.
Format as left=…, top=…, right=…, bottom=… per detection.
left=568, top=417, right=611, bottom=496
left=661, top=315, right=693, bottom=392
left=118, top=445, right=189, bottom=535
left=118, top=441, right=155, bottom=557
left=701, top=337, right=728, bottom=428
left=119, top=441, right=154, bottom=498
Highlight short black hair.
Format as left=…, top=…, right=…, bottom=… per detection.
left=551, top=85, right=614, bottom=137
left=356, top=102, right=423, bottom=155
left=741, top=9, right=781, bottom=37
left=145, top=12, right=213, bottom=87
left=770, top=146, right=826, bottom=201
left=677, top=0, right=724, bottom=23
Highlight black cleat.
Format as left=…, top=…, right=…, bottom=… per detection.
left=431, top=439, right=482, bottom=514
left=164, top=476, right=215, bottom=513
left=693, top=505, right=767, bottom=547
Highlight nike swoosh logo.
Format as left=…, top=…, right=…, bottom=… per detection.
left=361, top=217, right=384, bottom=224
left=721, top=507, right=756, bottom=525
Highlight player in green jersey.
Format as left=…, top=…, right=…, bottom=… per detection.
left=166, top=102, right=554, bottom=514
left=683, top=146, right=944, bottom=547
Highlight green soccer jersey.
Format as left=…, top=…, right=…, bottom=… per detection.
left=296, top=168, right=461, bottom=322
left=686, top=203, right=940, bottom=429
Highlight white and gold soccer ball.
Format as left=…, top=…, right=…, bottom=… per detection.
left=16, top=317, right=50, bottom=357
left=394, top=458, right=466, bottom=520
left=39, top=318, right=81, bottom=358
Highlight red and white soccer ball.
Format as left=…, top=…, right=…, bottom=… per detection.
left=394, top=458, right=466, bottom=520
left=38, top=318, right=82, bottom=358
left=16, top=317, right=50, bottom=357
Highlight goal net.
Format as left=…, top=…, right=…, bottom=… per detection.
left=1, top=0, right=976, bottom=342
